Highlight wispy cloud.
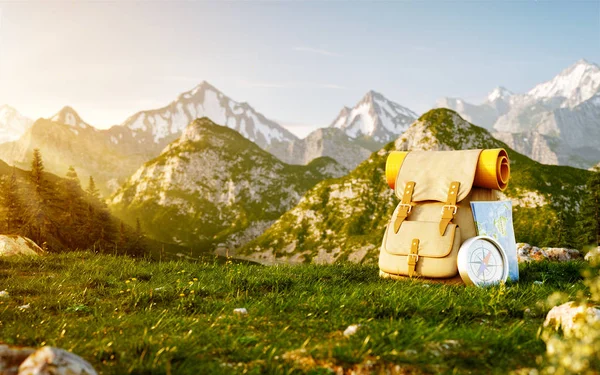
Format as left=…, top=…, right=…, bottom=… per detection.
left=239, top=80, right=348, bottom=90
left=293, top=46, right=341, bottom=57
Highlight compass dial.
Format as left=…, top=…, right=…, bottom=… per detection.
left=458, top=236, right=508, bottom=287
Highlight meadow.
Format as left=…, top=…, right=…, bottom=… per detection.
left=0, top=253, right=587, bottom=374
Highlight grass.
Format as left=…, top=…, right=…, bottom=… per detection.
left=0, top=253, right=589, bottom=374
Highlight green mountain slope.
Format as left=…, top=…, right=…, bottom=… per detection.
left=109, top=117, right=347, bottom=253
left=239, top=109, right=592, bottom=264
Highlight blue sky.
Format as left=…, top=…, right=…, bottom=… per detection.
left=0, top=1, right=598, bottom=137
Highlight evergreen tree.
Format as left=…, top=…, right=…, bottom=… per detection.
left=84, top=176, right=115, bottom=252
left=60, top=166, right=86, bottom=249
left=576, top=170, right=600, bottom=249
left=0, top=168, right=24, bottom=233
left=25, top=149, right=51, bottom=246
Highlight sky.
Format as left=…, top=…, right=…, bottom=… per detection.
left=0, top=1, right=599, bottom=138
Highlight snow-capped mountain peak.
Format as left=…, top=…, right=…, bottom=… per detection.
left=330, top=91, right=418, bottom=144
left=50, top=106, right=90, bottom=129
left=121, top=81, right=298, bottom=147
left=527, top=59, right=600, bottom=107
left=0, top=105, right=34, bottom=144
left=486, top=86, right=513, bottom=102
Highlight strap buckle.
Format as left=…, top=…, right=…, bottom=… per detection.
left=441, top=205, right=458, bottom=215
left=398, top=203, right=412, bottom=214
left=407, top=253, right=419, bottom=263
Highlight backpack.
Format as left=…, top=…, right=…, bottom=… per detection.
left=379, top=149, right=509, bottom=280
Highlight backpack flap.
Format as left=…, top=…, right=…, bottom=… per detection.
left=379, top=220, right=461, bottom=278
left=395, top=150, right=482, bottom=203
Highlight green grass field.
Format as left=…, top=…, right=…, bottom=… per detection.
left=0, top=253, right=588, bottom=374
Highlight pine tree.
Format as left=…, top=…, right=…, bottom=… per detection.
left=25, top=149, right=50, bottom=246
left=0, top=169, right=24, bottom=233
left=60, top=166, right=86, bottom=249
left=84, top=176, right=115, bottom=252
left=576, top=170, right=600, bottom=249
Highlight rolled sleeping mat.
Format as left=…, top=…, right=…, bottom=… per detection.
left=473, top=148, right=510, bottom=191
left=385, top=148, right=510, bottom=191
left=385, top=151, right=410, bottom=190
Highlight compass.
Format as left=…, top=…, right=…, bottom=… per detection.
left=457, top=236, right=508, bottom=287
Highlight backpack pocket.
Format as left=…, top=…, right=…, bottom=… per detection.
left=379, top=221, right=461, bottom=278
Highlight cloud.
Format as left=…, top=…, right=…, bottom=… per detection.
left=293, top=46, right=341, bottom=57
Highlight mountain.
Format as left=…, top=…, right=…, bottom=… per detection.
left=436, top=60, right=600, bottom=168
left=50, top=106, right=91, bottom=129
left=0, top=105, right=33, bottom=144
left=109, top=117, right=346, bottom=252
left=266, top=127, right=372, bottom=170
left=0, top=111, right=149, bottom=196
left=436, top=86, right=513, bottom=131
left=238, top=109, right=591, bottom=265
left=0, top=82, right=304, bottom=195
left=330, top=90, right=418, bottom=148
left=121, top=81, right=298, bottom=150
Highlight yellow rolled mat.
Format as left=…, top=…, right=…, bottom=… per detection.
left=385, top=151, right=409, bottom=190
left=473, top=148, right=510, bottom=191
left=385, top=149, right=510, bottom=191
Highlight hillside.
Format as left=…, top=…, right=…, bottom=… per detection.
left=239, top=109, right=591, bottom=264
left=109, top=118, right=347, bottom=253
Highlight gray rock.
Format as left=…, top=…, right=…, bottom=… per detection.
left=0, top=236, right=44, bottom=257
left=0, top=345, right=35, bottom=375
left=18, top=346, right=97, bottom=375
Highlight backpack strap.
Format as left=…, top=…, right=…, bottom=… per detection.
left=393, top=181, right=415, bottom=233
left=439, top=181, right=460, bottom=235
left=407, top=238, right=420, bottom=277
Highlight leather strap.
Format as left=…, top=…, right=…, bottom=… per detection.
left=393, top=181, right=415, bottom=233
left=407, top=238, right=419, bottom=277
left=439, top=181, right=460, bottom=235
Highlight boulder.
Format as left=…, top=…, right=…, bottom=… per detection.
left=18, top=346, right=97, bottom=375
left=543, top=301, right=600, bottom=338
left=517, top=243, right=580, bottom=263
left=0, top=236, right=44, bottom=257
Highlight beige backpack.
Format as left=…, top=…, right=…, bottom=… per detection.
left=379, top=149, right=510, bottom=280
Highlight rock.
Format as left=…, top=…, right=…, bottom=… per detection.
left=343, top=324, right=360, bottom=337
left=0, top=236, right=44, bottom=257
left=584, top=246, right=600, bottom=261
left=17, top=304, right=30, bottom=310
left=233, top=308, right=248, bottom=316
left=517, top=243, right=580, bottom=263
left=0, top=345, right=35, bottom=375
left=18, top=346, right=97, bottom=375
left=543, top=247, right=581, bottom=262
left=543, top=301, right=600, bottom=338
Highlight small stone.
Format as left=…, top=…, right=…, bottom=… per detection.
left=0, top=345, right=35, bottom=375
left=543, top=301, right=600, bottom=338
left=343, top=324, right=360, bottom=337
left=18, top=346, right=97, bottom=375
left=584, top=246, right=600, bottom=262
left=533, top=281, right=543, bottom=285
left=18, top=304, right=30, bottom=310
left=0, top=290, right=9, bottom=298
left=233, top=308, right=248, bottom=316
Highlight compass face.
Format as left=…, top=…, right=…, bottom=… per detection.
left=458, top=236, right=508, bottom=287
